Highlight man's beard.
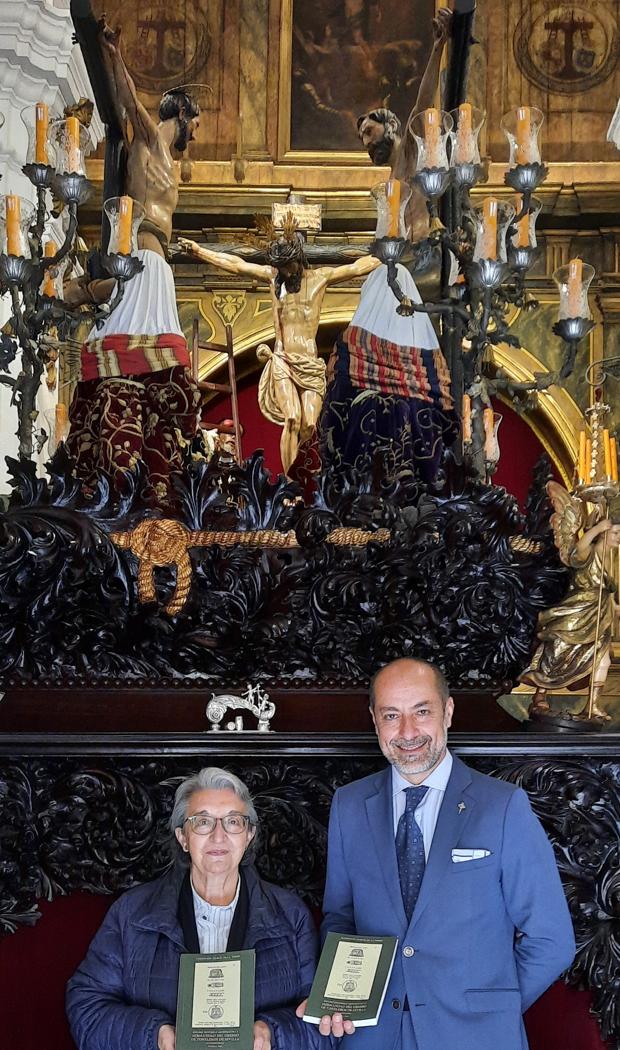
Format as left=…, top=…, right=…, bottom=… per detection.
left=174, top=119, right=190, bottom=152
left=276, top=268, right=302, bottom=294
left=383, top=730, right=447, bottom=777
left=368, top=134, right=394, bottom=167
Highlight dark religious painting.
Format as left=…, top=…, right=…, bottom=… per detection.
left=290, top=0, right=435, bottom=152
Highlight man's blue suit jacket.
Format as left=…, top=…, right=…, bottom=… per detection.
left=321, top=755, right=575, bottom=1050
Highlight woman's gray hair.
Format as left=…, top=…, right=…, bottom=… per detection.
left=169, top=767, right=259, bottom=866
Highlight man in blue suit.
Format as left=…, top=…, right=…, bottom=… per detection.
left=298, top=658, right=575, bottom=1050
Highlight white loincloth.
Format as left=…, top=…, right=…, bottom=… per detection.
left=87, top=249, right=184, bottom=340
left=352, top=264, right=439, bottom=349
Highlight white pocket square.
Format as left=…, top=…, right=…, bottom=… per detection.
left=451, top=848, right=492, bottom=863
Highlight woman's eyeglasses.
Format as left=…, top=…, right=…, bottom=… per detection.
left=183, top=812, right=253, bottom=835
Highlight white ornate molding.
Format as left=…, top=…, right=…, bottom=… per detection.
left=0, top=0, right=104, bottom=180
left=0, top=0, right=104, bottom=488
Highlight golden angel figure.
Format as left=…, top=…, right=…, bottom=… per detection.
left=520, top=481, right=620, bottom=721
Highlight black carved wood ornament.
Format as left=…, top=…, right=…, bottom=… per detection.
left=0, top=449, right=567, bottom=690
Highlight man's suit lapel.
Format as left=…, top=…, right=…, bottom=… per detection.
left=410, top=755, right=476, bottom=929
left=365, top=770, right=408, bottom=928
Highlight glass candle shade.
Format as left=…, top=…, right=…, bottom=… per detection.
left=55, top=402, right=69, bottom=446
left=483, top=408, right=502, bottom=463
left=449, top=104, right=485, bottom=166
left=409, top=108, right=453, bottom=171
left=501, top=106, right=544, bottom=167
left=103, top=196, right=146, bottom=254
left=40, top=241, right=68, bottom=298
left=0, top=195, right=35, bottom=257
left=472, top=199, right=515, bottom=262
left=553, top=259, right=595, bottom=320
left=21, top=104, right=55, bottom=166
left=511, top=195, right=542, bottom=249
left=48, top=117, right=91, bottom=175
left=371, top=179, right=412, bottom=239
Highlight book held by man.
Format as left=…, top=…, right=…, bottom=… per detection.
left=175, top=949, right=255, bottom=1048
left=303, top=933, right=398, bottom=1027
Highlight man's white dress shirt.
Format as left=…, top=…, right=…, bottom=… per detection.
left=391, top=750, right=453, bottom=859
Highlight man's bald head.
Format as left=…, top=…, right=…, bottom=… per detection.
left=369, top=658, right=450, bottom=710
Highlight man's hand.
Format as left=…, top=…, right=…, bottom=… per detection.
left=178, top=237, right=199, bottom=255
left=98, top=17, right=121, bottom=57
left=253, top=1020, right=272, bottom=1049
left=296, top=999, right=355, bottom=1038
left=157, top=1023, right=176, bottom=1050
left=432, top=7, right=452, bottom=47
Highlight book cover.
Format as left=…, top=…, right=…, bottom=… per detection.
left=303, top=933, right=398, bottom=1027
left=176, top=950, right=255, bottom=1048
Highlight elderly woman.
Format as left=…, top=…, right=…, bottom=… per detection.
left=67, top=767, right=330, bottom=1050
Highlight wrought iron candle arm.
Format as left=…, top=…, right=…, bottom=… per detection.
left=0, top=152, right=146, bottom=459
left=584, top=354, right=620, bottom=386
left=98, top=251, right=145, bottom=323
left=504, top=162, right=548, bottom=218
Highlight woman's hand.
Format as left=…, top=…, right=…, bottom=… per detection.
left=157, top=1023, right=176, bottom=1050
left=253, top=1020, right=272, bottom=1049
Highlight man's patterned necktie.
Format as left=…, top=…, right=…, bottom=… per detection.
left=395, top=785, right=429, bottom=921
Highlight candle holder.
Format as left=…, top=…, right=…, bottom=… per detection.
left=504, top=162, right=548, bottom=197
left=51, top=171, right=92, bottom=207
left=39, top=249, right=69, bottom=300
left=472, top=199, right=515, bottom=264
left=20, top=105, right=56, bottom=191
left=484, top=411, right=503, bottom=474
left=0, top=252, right=33, bottom=288
left=371, top=236, right=415, bottom=316
left=508, top=244, right=540, bottom=275
left=553, top=261, right=595, bottom=320
left=22, top=162, right=55, bottom=190
left=0, top=106, right=143, bottom=463
left=449, top=104, right=485, bottom=189
left=552, top=317, right=595, bottom=379
left=103, top=196, right=146, bottom=255
left=33, top=295, right=59, bottom=329
left=575, top=403, right=619, bottom=502
left=412, top=167, right=453, bottom=234
left=552, top=317, right=595, bottom=342
left=468, top=258, right=509, bottom=291
left=409, top=110, right=453, bottom=234
left=0, top=196, right=36, bottom=258
left=508, top=195, right=542, bottom=276
left=101, top=252, right=145, bottom=282
left=451, top=162, right=484, bottom=191
left=47, top=117, right=91, bottom=176
left=502, top=106, right=544, bottom=168
left=409, top=108, right=453, bottom=170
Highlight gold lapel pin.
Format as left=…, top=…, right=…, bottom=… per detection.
left=458, top=801, right=466, bottom=813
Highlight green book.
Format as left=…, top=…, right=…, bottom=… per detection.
left=303, top=933, right=398, bottom=1027
left=175, top=950, right=255, bottom=1049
